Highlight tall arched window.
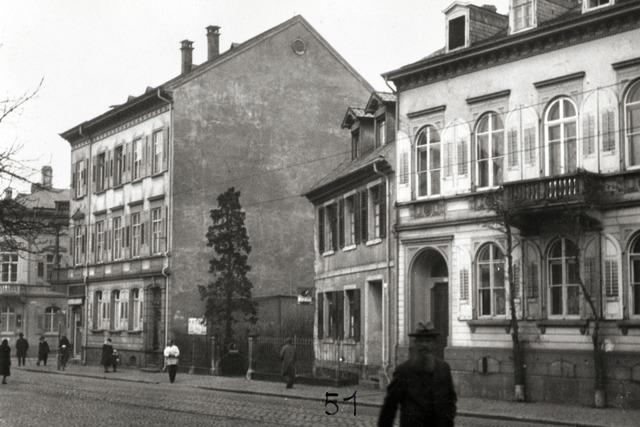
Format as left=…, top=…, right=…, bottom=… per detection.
left=475, top=112, right=504, bottom=188
left=416, top=126, right=441, bottom=197
left=630, top=235, right=640, bottom=316
left=545, top=97, right=577, bottom=175
left=477, top=243, right=506, bottom=317
left=625, top=80, right=640, bottom=168
left=548, top=238, right=580, bottom=317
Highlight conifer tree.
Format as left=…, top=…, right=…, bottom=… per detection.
left=199, top=187, right=257, bottom=350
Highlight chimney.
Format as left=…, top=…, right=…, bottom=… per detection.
left=41, top=165, right=53, bottom=189
left=180, top=40, right=194, bottom=74
left=206, top=26, right=220, bottom=61
left=481, top=4, right=497, bottom=13
left=4, top=188, right=12, bottom=200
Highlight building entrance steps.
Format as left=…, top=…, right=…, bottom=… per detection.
left=14, top=363, right=640, bottom=427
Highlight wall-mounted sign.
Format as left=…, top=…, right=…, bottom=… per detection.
left=188, top=317, right=207, bottom=335
left=297, top=289, right=312, bottom=305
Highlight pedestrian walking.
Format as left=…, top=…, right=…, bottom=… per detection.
left=280, top=337, right=296, bottom=389
left=16, top=333, right=29, bottom=366
left=0, top=339, right=11, bottom=384
left=163, top=340, right=180, bottom=383
left=37, top=336, right=50, bottom=366
left=58, top=335, right=71, bottom=370
left=378, top=323, right=457, bottom=427
left=101, top=338, right=114, bottom=373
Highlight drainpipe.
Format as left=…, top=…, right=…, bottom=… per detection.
left=373, top=160, right=391, bottom=383
left=157, top=88, right=173, bottom=348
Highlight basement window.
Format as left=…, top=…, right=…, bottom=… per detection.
left=448, top=16, right=466, bottom=51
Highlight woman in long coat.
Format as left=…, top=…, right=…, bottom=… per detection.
left=0, top=339, right=11, bottom=384
left=101, top=338, right=114, bottom=373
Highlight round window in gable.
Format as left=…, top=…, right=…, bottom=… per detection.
left=291, top=39, right=306, bottom=56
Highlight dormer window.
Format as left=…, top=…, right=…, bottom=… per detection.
left=583, top=0, right=613, bottom=12
left=351, top=129, right=360, bottom=160
left=448, top=16, right=467, bottom=50
left=375, top=117, right=386, bottom=148
left=511, top=0, right=534, bottom=33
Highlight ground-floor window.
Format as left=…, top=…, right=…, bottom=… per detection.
left=44, top=306, right=60, bottom=333
left=0, top=306, right=16, bottom=332
left=345, top=289, right=361, bottom=341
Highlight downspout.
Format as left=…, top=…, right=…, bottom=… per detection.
left=385, top=75, right=400, bottom=377
left=157, top=88, right=173, bottom=348
left=373, top=160, right=391, bottom=384
left=81, top=125, right=92, bottom=365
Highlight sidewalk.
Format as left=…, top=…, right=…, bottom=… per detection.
left=15, top=360, right=640, bottom=427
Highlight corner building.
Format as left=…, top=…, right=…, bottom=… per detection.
left=57, top=16, right=372, bottom=367
left=384, top=0, right=640, bottom=407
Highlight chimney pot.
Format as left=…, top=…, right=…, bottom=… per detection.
left=4, top=188, right=12, bottom=200
left=206, top=25, right=221, bottom=61
left=42, top=165, right=53, bottom=189
left=180, top=39, right=194, bottom=74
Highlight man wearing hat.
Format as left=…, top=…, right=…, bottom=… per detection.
left=378, top=323, right=457, bottom=427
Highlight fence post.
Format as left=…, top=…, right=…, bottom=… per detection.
left=188, top=335, right=195, bottom=375
left=210, top=335, right=217, bottom=376
left=246, top=334, right=255, bottom=380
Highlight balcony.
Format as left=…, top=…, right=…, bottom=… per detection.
left=502, top=171, right=605, bottom=211
left=0, top=284, right=25, bottom=297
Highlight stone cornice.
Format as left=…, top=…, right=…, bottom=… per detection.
left=466, top=89, right=511, bottom=105
left=407, top=105, right=447, bottom=119
left=612, top=56, right=640, bottom=70
left=533, top=71, right=585, bottom=89
left=386, top=2, right=640, bottom=91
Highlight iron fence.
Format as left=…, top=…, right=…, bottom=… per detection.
left=252, top=335, right=314, bottom=377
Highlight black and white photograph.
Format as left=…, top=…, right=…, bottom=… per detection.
left=1, top=0, right=640, bottom=425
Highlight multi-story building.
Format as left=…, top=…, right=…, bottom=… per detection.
left=383, top=0, right=640, bottom=407
left=0, top=166, right=70, bottom=354
left=304, top=92, right=396, bottom=385
left=56, top=16, right=372, bottom=367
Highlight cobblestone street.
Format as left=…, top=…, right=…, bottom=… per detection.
left=0, top=369, right=554, bottom=427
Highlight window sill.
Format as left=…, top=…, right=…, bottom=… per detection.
left=127, top=329, right=143, bottom=335
left=322, top=250, right=335, bottom=257
left=366, top=238, right=382, bottom=247
left=342, top=244, right=356, bottom=252
left=112, top=184, right=125, bottom=191
left=536, top=319, right=588, bottom=335
left=467, top=319, right=511, bottom=333
left=94, top=189, right=107, bottom=196
left=151, top=171, right=165, bottom=179
left=602, top=150, right=616, bottom=157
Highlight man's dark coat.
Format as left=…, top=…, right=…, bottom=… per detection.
left=378, top=356, right=457, bottom=427
left=16, top=337, right=28, bottom=357
left=0, top=343, right=11, bottom=376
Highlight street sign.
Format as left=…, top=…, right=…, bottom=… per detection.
left=188, top=317, right=207, bottom=335
left=297, top=293, right=312, bottom=305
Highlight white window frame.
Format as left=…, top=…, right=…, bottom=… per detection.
left=95, top=220, right=104, bottom=263
left=112, top=216, right=122, bottom=260
left=445, top=7, right=469, bottom=52
left=375, top=117, right=386, bottom=148
left=0, top=306, right=15, bottom=332
left=0, top=253, right=18, bottom=283
left=132, top=288, right=143, bottom=331
left=114, top=145, right=124, bottom=186
left=475, top=112, right=505, bottom=189
left=625, top=80, right=640, bottom=169
left=510, top=0, right=535, bottom=34
left=132, top=138, right=143, bottom=180
left=547, top=238, right=581, bottom=319
left=44, top=306, right=60, bottom=333
left=343, top=192, right=357, bottom=249
left=545, top=97, right=578, bottom=176
left=416, top=125, right=441, bottom=198
left=629, top=235, right=640, bottom=317
left=151, top=207, right=163, bottom=254
left=152, top=129, right=164, bottom=174
left=131, top=212, right=141, bottom=257
left=583, top=0, right=614, bottom=13
left=476, top=243, right=506, bottom=318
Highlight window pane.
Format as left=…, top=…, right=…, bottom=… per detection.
left=550, top=141, right=562, bottom=175
left=418, top=148, right=428, bottom=172
left=417, top=131, right=427, bottom=147
left=634, top=284, right=640, bottom=315
left=493, top=158, right=503, bottom=186
left=565, top=122, right=576, bottom=138
left=493, top=263, right=505, bottom=289
left=478, top=160, right=489, bottom=187
left=477, top=135, right=489, bottom=159
left=567, top=261, right=579, bottom=283
left=491, top=113, right=503, bottom=131
left=430, top=171, right=440, bottom=195
left=478, top=246, right=491, bottom=261
left=480, top=289, right=491, bottom=316
left=418, top=172, right=428, bottom=196
left=430, top=145, right=440, bottom=169
left=493, top=132, right=504, bottom=157
left=563, top=100, right=576, bottom=117
left=567, top=286, right=580, bottom=315
left=430, top=127, right=440, bottom=143
left=565, top=239, right=579, bottom=257
left=494, top=289, right=506, bottom=315
left=548, top=102, right=560, bottom=121
left=549, top=125, right=561, bottom=142
left=630, top=134, right=640, bottom=167
left=551, top=286, right=563, bottom=315
left=551, top=263, right=563, bottom=285
left=566, top=138, right=577, bottom=173
left=477, top=116, right=489, bottom=133
left=480, top=265, right=491, bottom=288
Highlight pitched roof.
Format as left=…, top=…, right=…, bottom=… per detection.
left=15, top=187, right=70, bottom=210
left=303, top=142, right=394, bottom=201
left=341, top=106, right=374, bottom=129
left=62, top=15, right=374, bottom=143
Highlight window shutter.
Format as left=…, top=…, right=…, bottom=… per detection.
left=338, top=199, right=345, bottom=249
left=459, top=268, right=469, bottom=300
left=330, top=204, right=338, bottom=252
left=582, top=114, right=595, bottom=156
left=317, top=294, right=324, bottom=339
left=162, top=128, right=169, bottom=171
left=379, top=184, right=386, bottom=239
left=90, top=224, right=96, bottom=263
left=336, top=291, right=344, bottom=340
left=71, top=165, right=76, bottom=193
left=602, top=110, right=615, bottom=152
left=399, top=150, right=409, bottom=185
left=92, top=295, right=99, bottom=330
left=123, top=214, right=131, bottom=258
left=508, top=129, right=518, bottom=167
left=353, top=194, right=360, bottom=245
left=82, top=160, right=88, bottom=196
left=604, top=259, right=619, bottom=297
left=81, top=225, right=87, bottom=256
left=69, top=226, right=75, bottom=264
left=318, top=208, right=325, bottom=253
left=444, top=140, right=452, bottom=177
left=360, top=190, right=368, bottom=242
left=125, top=142, right=132, bottom=183
left=142, top=210, right=151, bottom=255
left=527, top=262, right=539, bottom=298
left=144, top=135, right=151, bottom=177
left=163, top=206, right=169, bottom=252
left=91, top=155, right=97, bottom=192
left=524, top=128, right=536, bottom=166
left=354, top=290, right=361, bottom=342
left=107, top=150, right=113, bottom=188
left=457, top=138, right=468, bottom=175
left=110, top=292, right=116, bottom=330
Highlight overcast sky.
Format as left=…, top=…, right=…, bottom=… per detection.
left=0, top=0, right=508, bottom=192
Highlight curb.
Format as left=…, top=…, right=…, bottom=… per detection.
left=17, top=368, right=609, bottom=427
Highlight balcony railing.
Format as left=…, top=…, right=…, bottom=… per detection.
left=0, top=284, right=25, bottom=296
left=502, top=172, right=604, bottom=209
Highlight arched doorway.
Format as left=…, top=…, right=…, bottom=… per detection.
left=410, top=248, right=449, bottom=357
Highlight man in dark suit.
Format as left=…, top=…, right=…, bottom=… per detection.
left=378, top=323, right=457, bottom=427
